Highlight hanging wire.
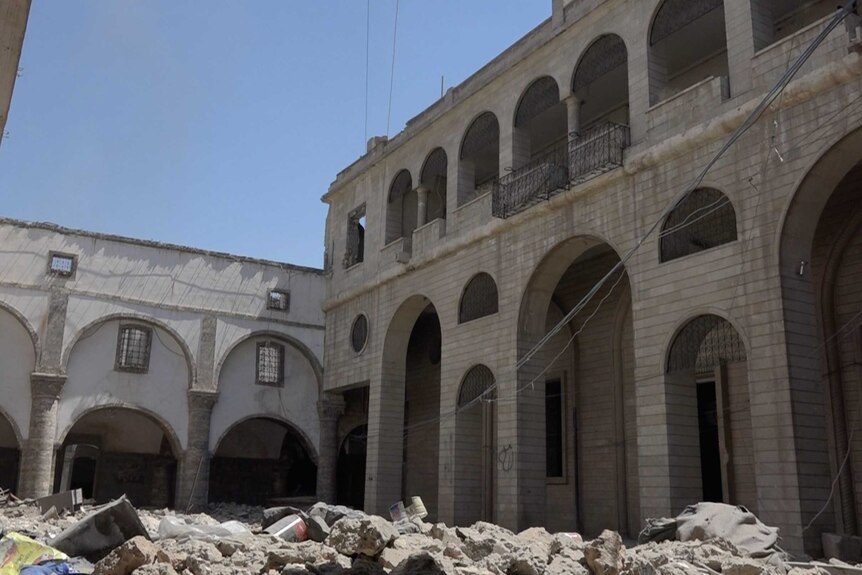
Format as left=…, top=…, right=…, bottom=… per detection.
left=386, top=0, right=400, bottom=137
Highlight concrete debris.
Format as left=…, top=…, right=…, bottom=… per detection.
left=49, top=496, right=150, bottom=561
left=1, top=496, right=855, bottom=575
left=36, top=489, right=84, bottom=515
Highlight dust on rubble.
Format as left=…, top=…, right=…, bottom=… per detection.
left=0, top=496, right=837, bottom=575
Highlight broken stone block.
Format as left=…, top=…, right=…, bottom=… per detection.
left=263, top=541, right=349, bottom=572
left=36, top=489, right=84, bottom=515
left=306, top=515, right=331, bottom=543
left=328, top=515, right=399, bottom=557
left=547, top=553, right=590, bottom=575
left=351, top=555, right=387, bottom=575
left=390, top=552, right=448, bottom=575
left=129, top=564, right=178, bottom=575
left=584, top=530, right=624, bottom=575
left=50, top=496, right=149, bottom=560
left=92, top=535, right=161, bottom=575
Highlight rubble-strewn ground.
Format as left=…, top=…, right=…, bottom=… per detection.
left=0, top=500, right=831, bottom=575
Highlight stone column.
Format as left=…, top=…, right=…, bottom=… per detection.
left=416, top=186, right=429, bottom=228
left=317, top=395, right=345, bottom=504
left=18, top=373, right=65, bottom=499
left=177, top=390, right=218, bottom=511
left=565, top=95, right=580, bottom=141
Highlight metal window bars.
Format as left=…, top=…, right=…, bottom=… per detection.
left=492, top=122, right=629, bottom=219
left=115, top=325, right=152, bottom=373
left=256, top=341, right=285, bottom=385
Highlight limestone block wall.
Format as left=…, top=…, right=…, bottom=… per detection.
left=0, top=0, right=29, bottom=146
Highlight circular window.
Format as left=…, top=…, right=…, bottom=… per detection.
left=351, top=314, right=369, bottom=353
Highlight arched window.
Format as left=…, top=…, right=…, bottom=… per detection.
left=459, top=273, right=499, bottom=323
left=458, top=112, right=500, bottom=206
left=750, top=0, right=835, bottom=50
left=458, top=365, right=497, bottom=407
left=385, top=169, right=415, bottom=245
left=572, top=34, right=629, bottom=130
left=660, top=188, right=737, bottom=262
left=420, top=148, right=448, bottom=222
left=649, top=0, right=729, bottom=105
left=667, top=315, right=747, bottom=373
left=513, top=76, right=567, bottom=169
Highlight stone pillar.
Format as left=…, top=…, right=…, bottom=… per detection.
left=416, top=186, right=429, bottom=228
left=565, top=95, right=580, bottom=141
left=177, top=390, right=218, bottom=511
left=317, top=395, right=346, bottom=504
left=18, top=373, right=65, bottom=499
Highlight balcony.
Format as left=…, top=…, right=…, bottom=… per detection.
left=492, top=122, right=630, bottom=219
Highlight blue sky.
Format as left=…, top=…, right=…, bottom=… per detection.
left=0, top=1, right=549, bottom=268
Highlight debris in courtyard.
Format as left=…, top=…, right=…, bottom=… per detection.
left=0, top=497, right=851, bottom=574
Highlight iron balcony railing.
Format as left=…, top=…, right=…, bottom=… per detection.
left=492, top=122, right=630, bottom=219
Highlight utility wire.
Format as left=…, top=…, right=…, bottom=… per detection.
left=364, top=0, right=370, bottom=146
left=516, top=0, right=857, bottom=375
left=386, top=0, right=400, bottom=137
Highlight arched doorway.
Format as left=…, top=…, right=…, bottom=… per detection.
left=454, top=365, right=497, bottom=526
left=572, top=34, right=629, bottom=130
left=665, top=315, right=754, bottom=511
left=209, top=417, right=317, bottom=506
left=58, top=407, right=179, bottom=507
left=367, top=296, right=442, bottom=519
left=0, top=412, right=20, bottom=493
left=517, top=237, right=636, bottom=536
left=781, top=132, right=862, bottom=536
left=336, top=425, right=367, bottom=510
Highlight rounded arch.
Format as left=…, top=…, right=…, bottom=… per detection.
left=420, top=147, right=448, bottom=222
left=382, top=294, right=440, bottom=360
left=664, top=312, right=749, bottom=373
left=514, top=76, right=561, bottom=128
left=388, top=169, right=413, bottom=203
left=659, top=187, right=738, bottom=262
left=459, top=272, right=499, bottom=324
left=62, top=314, right=195, bottom=386
left=518, top=233, right=626, bottom=340
left=214, top=330, right=323, bottom=393
left=572, top=34, right=628, bottom=93
left=420, top=147, right=448, bottom=185
left=0, top=299, right=40, bottom=360
left=57, top=402, right=183, bottom=459
left=459, top=111, right=500, bottom=160
left=457, top=364, right=497, bottom=407
left=212, top=414, right=319, bottom=465
left=777, top=124, right=862, bottom=271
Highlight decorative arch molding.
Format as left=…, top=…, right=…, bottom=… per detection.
left=212, top=414, right=319, bottom=464
left=56, top=402, right=184, bottom=458
left=663, top=311, right=750, bottom=374
left=61, top=313, right=195, bottom=387
left=0, top=299, right=40, bottom=361
left=214, top=330, right=323, bottom=393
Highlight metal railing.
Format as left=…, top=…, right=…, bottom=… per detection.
left=492, top=122, right=629, bottom=219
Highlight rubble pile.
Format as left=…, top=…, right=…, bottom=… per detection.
left=0, top=496, right=834, bottom=575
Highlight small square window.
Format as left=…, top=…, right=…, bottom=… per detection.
left=48, top=252, right=76, bottom=277
left=256, top=341, right=285, bottom=386
left=267, top=289, right=290, bottom=311
left=115, top=324, right=152, bottom=373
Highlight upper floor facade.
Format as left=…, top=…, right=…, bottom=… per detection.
left=322, top=0, right=861, bottom=304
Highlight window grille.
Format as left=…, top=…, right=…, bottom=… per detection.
left=115, top=324, right=152, bottom=373
left=421, top=148, right=448, bottom=221
left=573, top=34, right=628, bottom=93
left=256, top=341, right=285, bottom=386
left=667, top=315, right=746, bottom=373
left=460, top=112, right=500, bottom=159
left=351, top=314, right=369, bottom=353
left=267, top=290, right=290, bottom=311
left=458, top=365, right=496, bottom=407
left=515, top=77, right=561, bottom=128
left=650, top=0, right=724, bottom=45
left=48, top=252, right=76, bottom=277
left=459, top=273, right=499, bottom=323
left=660, top=188, right=737, bottom=262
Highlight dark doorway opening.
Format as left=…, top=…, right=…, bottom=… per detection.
left=337, top=425, right=367, bottom=509
left=697, top=381, right=723, bottom=502
left=70, top=457, right=97, bottom=499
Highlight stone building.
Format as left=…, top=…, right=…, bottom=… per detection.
left=322, top=0, right=862, bottom=555
left=0, top=0, right=29, bottom=148
left=0, top=219, right=327, bottom=509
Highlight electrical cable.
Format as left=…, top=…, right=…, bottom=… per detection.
left=364, top=0, right=371, bottom=146
left=386, top=0, right=400, bottom=137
